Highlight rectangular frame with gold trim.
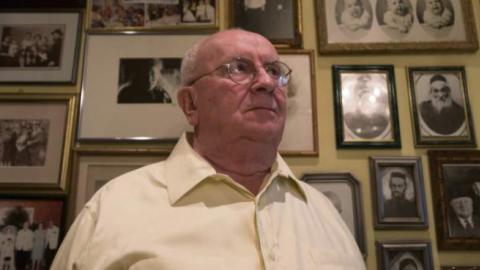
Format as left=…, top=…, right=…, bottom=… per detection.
left=86, top=0, right=219, bottom=31
left=407, top=66, right=476, bottom=147
left=315, top=0, right=478, bottom=54
left=229, top=0, right=303, bottom=48
left=0, top=94, right=75, bottom=192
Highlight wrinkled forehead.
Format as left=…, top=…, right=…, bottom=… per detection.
left=198, top=31, right=278, bottom=70
left=451, top=197, right=473, bottom=204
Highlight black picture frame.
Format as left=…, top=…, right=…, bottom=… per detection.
left=370, top=156, right=428, bottom=229
left=376, top=240, right=433, bottom=270
left=407, top=66, right=476, bottom=147
left=229, top=0, right=302, bottom=48
left=332, top=65, right=401, bottom=148
left=428, top=150, right=480, bottom=250
left=302, top=172, right=367, bottom=256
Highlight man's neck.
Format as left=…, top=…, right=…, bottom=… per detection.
left=191, top=135, right=278, bottom=195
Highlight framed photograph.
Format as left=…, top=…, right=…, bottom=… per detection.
left=0, top=195, right=65, bottom=270
left=428, top=150, right=480, bottom=250
left=407, top=66, right=476, bottom=147
left=78, top=35, right=317, bottom=155
left=87, top=0, right=218, bottom=31
left=230, top=0, right=302, bottom=48
left=73, top=153, right=166, bottom=215
left=302, top=173, right=367, bottom=256
left=0, top=11, right=82, bottom=84
left=376, top=240, right=433, bottom=270
left=332, top=65, right=401, bottom=148
left=0, top=95, right=75, bottom=192
left=0, top=0, right=85, bottom=8
left=442, top=267, right=480, bottom=270
left=315, top=0, right=478, bottom=54
left=370, top=156, right=428, bottom=229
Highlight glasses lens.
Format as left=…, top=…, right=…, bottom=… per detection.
left=266, top=62, right=291, bottom=86
left=227, top=59, right=255, bottom=84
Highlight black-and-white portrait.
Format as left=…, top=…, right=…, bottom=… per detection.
left=380, top=167, right=419, bottom=219
left=0, top=25, right=64, bottom=68
left=443, top=165, right=480, bottom=238
left=0, top=119, right=49, bottom=167
left=416, top=0, right=454, bottom=36
left=117, top=58, right=181, bottom=104
left=388, top=251, right=425, bottom=270
left=341, top=73, right=392, bottom=141
left=413, top=72, right=467, bottom=136
left=376, top=0, right=414, bottom=37
left=233, top=0, right=295, bottom=41
left=334, top=0, right=373, bottom=39
left=181, top=0, right=216, bottom=23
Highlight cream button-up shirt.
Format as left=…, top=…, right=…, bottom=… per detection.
left=52, top=134, right=365, bottom=270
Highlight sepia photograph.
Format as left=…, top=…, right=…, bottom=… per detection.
left=370, top=156, right=428, bottom=229
left=230, top=0, right=302, bottom=47
left=429, top=150, right=480, bottom=250
left=117, top=58, right=181, bottom=104
left=0, top=25, right=64, bottom=68
left=0, top=11, right=81, bottom=84
left=0, top=197, right=64, bottom=270
left=302, top=173, right=367, bottom=256
left=333, top=65, right=401, bottom=148
left=0, top=119, right=49, bottom=167
left=376, top=241, right=433, bottom=270
left=316, top=0, right=478, bottom=53
left=89, top=0, right=217, bottom=30
left=407, top=66, right=475, bottom=147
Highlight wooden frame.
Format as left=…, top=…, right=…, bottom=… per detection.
left=86, top=0, right=219, bottom=31
left=370, top=156, right=428, bottom=229
left=229, top=0, right=303, bottom=48
left=302, top=172, right=367, bottom=256
left=0, top=10, right=82, bottom=84
left=332, top=65, right=401, bottom=148
left=376, top=240, right=433, bottom=270
left=0, top=194, right=65, bottom=270
left=428, top=150, right=480, bottom=250
left=0, top=94, right=75, bottom=192
left=407, top=66, right=476, bottom=147
left=315, top=0, right=478, bottom=54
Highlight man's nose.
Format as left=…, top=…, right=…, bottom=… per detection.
left=250, top=67, right=276, bottom=93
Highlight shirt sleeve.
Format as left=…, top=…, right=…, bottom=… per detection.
left=50, top=206, right=97, bottom=270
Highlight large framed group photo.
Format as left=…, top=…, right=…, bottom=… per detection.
left=429, top=150, right=480, bottom=250
left=0, top=11, right=82, bottom=84
left=407, top=66, right=476, bottom=147
left=315, top=0, right=478, bottom=53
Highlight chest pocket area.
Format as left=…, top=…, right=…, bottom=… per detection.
left=129, top=257, right=227, bottom=270
left=309, top=248, right=358, bottom=270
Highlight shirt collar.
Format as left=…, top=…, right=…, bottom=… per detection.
left=164, top=133, right=307, bottom=205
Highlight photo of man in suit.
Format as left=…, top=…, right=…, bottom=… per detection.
left=384, top=171, right=418, bottom=218
left=448, top=187, right=480, bottom=238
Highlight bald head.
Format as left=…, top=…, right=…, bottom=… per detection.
left=180, top=29, right=277, bottom=86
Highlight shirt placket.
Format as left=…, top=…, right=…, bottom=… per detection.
left=255, top=191, right=278, bottom=270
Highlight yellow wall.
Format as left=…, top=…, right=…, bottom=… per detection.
left=1, top=0, right=479, bottom=269
left=283, top=0, right=480, bottom=269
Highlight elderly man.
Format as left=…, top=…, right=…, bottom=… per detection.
left=419, top=74, right=465, bottom=135
left=448, top=188, right=480, bottom=238
left=51, top=29, right=365, bottom=269
left=384, top=171, right=417, bottom=218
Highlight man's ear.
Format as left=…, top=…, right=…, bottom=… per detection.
left=177, top=86, right=198, bottom=126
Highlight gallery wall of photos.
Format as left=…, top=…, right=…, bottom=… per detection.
left=0, top=0, right=480, bottom=269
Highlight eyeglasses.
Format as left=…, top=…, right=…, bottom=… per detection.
left=188, top=57, right=292, bottom=87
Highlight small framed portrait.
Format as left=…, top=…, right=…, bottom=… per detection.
left=72, top=153, right=166, bottom=215
left=87, top=0, right=218, bottom=31
left=376, top=240, right=433, bottom=270
left=407, top=66, right=476, bottom=147
left=302, top=173, right=367, bottom=256
left=370, top=156, right=428, bottom=229
left=0, top=11, right=82, bottom=84
left=230, top=0, right=302, bottom=48
left=332, top=65, right=401, bottom=148
left=428, top=150, right=480, bottom=250
left=0, top=94, right=75, bottom=192
left=316, top=0, right=478, bottom=54
left=0, top=195, right=65, bottom=270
